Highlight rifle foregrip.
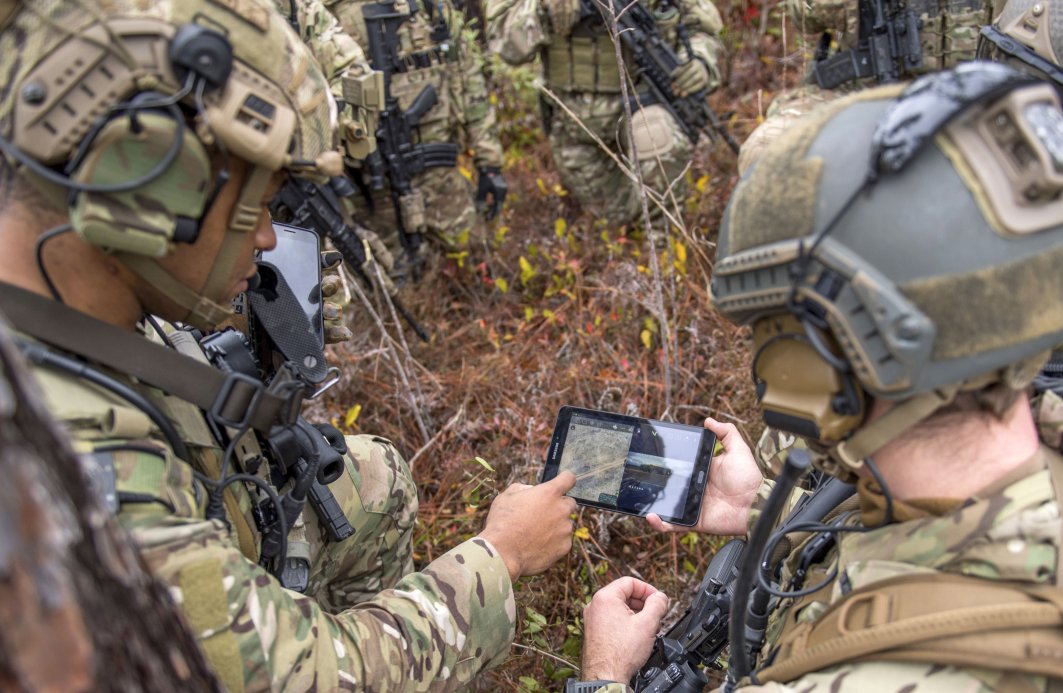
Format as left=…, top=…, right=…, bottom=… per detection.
left=310, top=480, right=356, bottom=542
left=420, top=143, right=460, bottom=169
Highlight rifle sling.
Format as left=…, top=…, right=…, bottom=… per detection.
left=0, top=282, right=300, bottom=435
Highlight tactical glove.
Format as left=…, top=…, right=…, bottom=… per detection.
left=670, top=58, right=711, bottom=98
left=475, top=166, right=508, bottom=221
left=319, top=249, right=353, bottom=345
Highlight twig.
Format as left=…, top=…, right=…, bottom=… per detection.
left=511, top=643, right=579, bottom=671
left=406, top=402, right=466, bottom=473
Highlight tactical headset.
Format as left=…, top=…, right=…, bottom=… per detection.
left=0, top=23, right=233, bottom=257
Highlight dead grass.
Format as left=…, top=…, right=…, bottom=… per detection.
left=310, top=6, right=806, bottom=689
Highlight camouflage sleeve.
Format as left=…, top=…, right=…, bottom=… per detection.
left=745, top=478, right=809, bottom=535
left=486, top=0, right=549, bottom=65
left=679, top=0, right=725, bottom=92
left=785, top=0, right=852, bottom=40
left=707, top=661, right=1031, bottom=691
left=447, top=3, right=504, bottom=168
left=279, top=0, right=373, bottom=97
left=131, top=518, right=516, bottom=691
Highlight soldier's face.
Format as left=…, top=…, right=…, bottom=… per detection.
left=148, top=157, right=282, bottom=321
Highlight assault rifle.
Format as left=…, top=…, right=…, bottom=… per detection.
left=632, top=475, right=855, bottom=691
left=271, top=176, right=431, bottom=342
left=360, top=0, right=460, bottom=279
left=811, top=0, right=922, bottom=89
left=581, top=0, right=740, bottom=153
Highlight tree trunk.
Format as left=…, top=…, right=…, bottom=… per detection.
left=0, top=316, right=221, bottom=692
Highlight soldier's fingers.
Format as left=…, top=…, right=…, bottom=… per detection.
left=324, top=324, right=352, bottom=344
left=320, top=274, right=343, bottom=298
left=320, top=249, right=344, bottom=270
left=322, top=301, right=343, bottom=322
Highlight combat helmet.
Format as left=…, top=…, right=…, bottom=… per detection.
left=711, top=62, right=1063, bottom=477
left=0, top=0, right=341, bottom=329
left=978, top=0, right=1063, bottom=86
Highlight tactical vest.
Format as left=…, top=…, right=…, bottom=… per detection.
left=753, top=447, right=1063, bottom=685
left=816, top=0, right=991, bottom=75
left=334, top=0, right=460, bottom=136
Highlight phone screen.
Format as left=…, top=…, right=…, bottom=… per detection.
left=542, top=406, right=715, bottom=526
left=259, top=222, right=323, bottom=346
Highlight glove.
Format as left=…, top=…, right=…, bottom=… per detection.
left=475, top=166, right=508, bottom=221
left=319, top=249, right=353, bottom=345
left=670, top=58, right=710, bottom=99
left=545, top=0, right=583, bottom=36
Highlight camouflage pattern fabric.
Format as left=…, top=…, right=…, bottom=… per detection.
left=274, top=0, right=381, bottom=161
left=24, top=331, right=517, bottom=692
left=327, top=0, right=503, bottom=247
left=740, top=0, right=993, bottom=175
left=592, top=446, right=1062, bottom=693
left=487, top=0, right=723, bottom=227
left=1034, top=390, right=1063, bottom=450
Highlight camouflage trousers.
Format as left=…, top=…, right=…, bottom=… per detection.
left=303, top=434, right=418, bottom=612
left=351, top=165, right=483, bottom=262
left=548, top=92, right=692, bottom=227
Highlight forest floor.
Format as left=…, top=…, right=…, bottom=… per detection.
left=312, top=5, right=809, bottom=689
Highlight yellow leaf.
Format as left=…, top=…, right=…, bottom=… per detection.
left=542, top=308, right=556, bottom=323
left=640, top=329, right=653, bottom=350
left=489, top=91, right=499, bottom=106
left=551, top=183, right=568, bottom=196
left=496, top=277, right=509, bottom=293
left=695, top=174, right=710, bottom=193
left=536, top=178, right=549, bottom=195
left=524, top=306, right=535, bottom=322
left=456, top=228, right=470, bottom=246
left=574, top=526, right=591, bottom=541
left=459, top=165, right=474, bottom=182
left=519, top=256, right=537, bottom=286
left=344, top=404, right=362, bottom=427
left=554, top=217, right=567, bottom=239
left=446, top=250, right=469, bottom=268
left=674, top=239, right=687, bottom=264
left=494, top=225, right=510, bottom=246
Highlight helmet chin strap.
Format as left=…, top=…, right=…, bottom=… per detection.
left=117, top=164, right=274, bottom=330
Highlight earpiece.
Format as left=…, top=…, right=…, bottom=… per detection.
left=751, top=314, right=866, bottom=442
left=62, top=24, right=233, bottom=256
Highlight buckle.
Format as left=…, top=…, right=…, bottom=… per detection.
left=210, top=371, right=266, bottom=429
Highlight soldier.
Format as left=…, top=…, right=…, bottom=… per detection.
left=486, top=0, right=724, bottom=228
left=570, top=62, right=1063, bottom=690
left=0, top=1, right=577, bottom=690
left=325, top=0, right=507, bottom=275
left=738, top=0, right=997, bottom=174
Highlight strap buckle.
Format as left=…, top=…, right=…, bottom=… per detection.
left=210, top=371, right=266, bottom=429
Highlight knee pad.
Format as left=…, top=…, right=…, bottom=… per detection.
left=626, top=104, right=680, bottom=160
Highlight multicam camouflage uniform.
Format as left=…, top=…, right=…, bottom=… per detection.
left=326, top=0, right=504, bottom=251
left=22, top=325, right=516, bottom=692
left=591, top=444, right=1063, bottom=692
left=276, top=0, right=382, bottom=161
left=738, top=0, right=996, bottom=173
left=486, top=0, right=723, bottom=227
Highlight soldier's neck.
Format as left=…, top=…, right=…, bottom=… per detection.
left=0, top=202, right=144, bottom=331
left=865, top=397, right=1040, bottom=502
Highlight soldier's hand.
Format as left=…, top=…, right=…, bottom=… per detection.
left=670, top=58, right=710, bottom=98
left=478, top=471, right=577, bottom=581
left=647, top=417, right=762, bottom=536
left=319, top=250, right=353, bottom=345
left=545, top=0, right=583, bottom=36
left=475, top=166, right=507, bottom=221
left=581, top=577, right=669, bottom=683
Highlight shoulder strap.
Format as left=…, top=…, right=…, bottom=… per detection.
left=0, top=282, right=302, bottom=434
left=758, top=572, right=1063, bottom=684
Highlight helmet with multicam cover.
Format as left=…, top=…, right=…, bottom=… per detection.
left=0, top=0, right=341, bottom=329
left=711, top=62, right=1063, bottom=477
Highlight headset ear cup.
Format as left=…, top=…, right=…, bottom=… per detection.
left=70, top=110, right=212, bottom=257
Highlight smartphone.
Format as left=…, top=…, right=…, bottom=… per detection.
left=258, top=222, right=324, bottom=347
left=541, top=406, right=716, bottom=526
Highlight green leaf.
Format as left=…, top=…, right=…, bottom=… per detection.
left=474, top=456, right=495, bottom=472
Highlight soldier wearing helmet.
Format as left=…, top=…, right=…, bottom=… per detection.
left=0, top=1, right=576, bottom=689
left=568, top=62, right=1063, bottom=691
